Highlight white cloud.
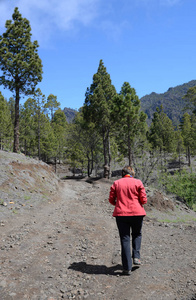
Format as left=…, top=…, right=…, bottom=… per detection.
left=0, top=0, right=100, bottom=45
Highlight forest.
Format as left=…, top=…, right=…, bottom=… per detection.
left=0, top=7, right=196, bottom=210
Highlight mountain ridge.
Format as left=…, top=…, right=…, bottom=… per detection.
left=63, top=107, right=78, bottom=123
left=140, top=79, right=196, bottom=125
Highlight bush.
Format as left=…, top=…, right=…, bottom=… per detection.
left=159, top=169, right=196, bottom=209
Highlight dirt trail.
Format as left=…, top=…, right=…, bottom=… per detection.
left=0, top=178, right=196, bottom=300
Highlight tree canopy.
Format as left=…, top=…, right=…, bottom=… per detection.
left=0, top=7, right=43, bottom=152
left=183, top=86, right=196, bottom=115
left=83, top=59, right=117, bottom=177
left=112, top=82, right=147, bottom=165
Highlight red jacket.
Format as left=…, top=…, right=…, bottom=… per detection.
left=109, top=176, right=147, bottom=217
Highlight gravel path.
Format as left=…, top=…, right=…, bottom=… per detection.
left=0, top=178, right=196, bottom=300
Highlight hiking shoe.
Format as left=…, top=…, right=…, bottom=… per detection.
left=133, top=258, right=141, bottom=265
left=122, top=270, right=131, bottom=276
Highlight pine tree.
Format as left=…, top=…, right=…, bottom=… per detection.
left=148, top=106, right=176, bottom=170
left=40, top=117, right=56, bottom=162
left=66, top=122, right=88, bottom=176
left=45, top=94, right=60, bottom=120
left=51, top=108, right=68, bottom=169
left=148, top=106, right=176, bottom=153
left=7, top=97, right=15, bottom=126
left=19, top=97, right=37, bottom=155
left=111, top=82, right=147, bottom=165
left=174, top=129, right=184, bottom=171
left=71, top=111, right=102, bottom=176
left=190, top=114, right=196, bottom=154
left=21, top=89, right=51, bottom=160
left=183, top=86, right=196, bottom=115
left=33, top=88, right=46, bottom=160
left=0, top=92, right=13, bottom=150
left=0, top=7, right=43, bottom=152
left=180, top=112, right=193, bottom=166
left=83, top=59, right=116, bottom=177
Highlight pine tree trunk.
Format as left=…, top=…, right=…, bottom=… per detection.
left=55, top=157, right=57, bottom=173
left=103, top=129, right=109, bottom=178
left=160, top=148, right=163, bottom=172
left=188, top=146, right=191, bottom=166
left=91, top=148, right=94, bottom=175
left=186, top=147, right=188, bottom=161
left=108, top=135, right=112, bottom=178
left=13, top=87, right=20, bottom=153
left=103, top=130, right=108, bottom=166
left=38, top=109, right=41, bottom=160
left=128, top=139, right=132, bottom=165
left=25, top=139, right=27, bottom=155
left=179, top=145, right=181, bottom=173
left=127, top=116, right=132, bottom=166
left=87, top=154, right=90, bottom=177
left=164, top=150, right=167, bottom=172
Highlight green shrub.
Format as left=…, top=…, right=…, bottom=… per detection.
left=159, top=169, right=196, bottom=209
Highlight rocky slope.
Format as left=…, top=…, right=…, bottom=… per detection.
left=0, top=150, right=59, bottom=217
left=0, top=151, right=196, bottom=300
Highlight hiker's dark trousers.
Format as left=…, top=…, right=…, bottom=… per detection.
left=116, top=216, right=144, bottom=271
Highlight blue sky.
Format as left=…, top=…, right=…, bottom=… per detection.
left=0, top=0, right=196, bottom=110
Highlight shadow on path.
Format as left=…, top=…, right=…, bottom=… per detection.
left=68, top=262, right=139, bottom=276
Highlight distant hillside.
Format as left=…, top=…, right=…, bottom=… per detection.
left=63, top=107, right=77, bottom=123
left=140, top=80, right=196, bottom=126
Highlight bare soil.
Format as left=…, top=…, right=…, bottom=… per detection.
left=0, top=150, right=196, bottom=300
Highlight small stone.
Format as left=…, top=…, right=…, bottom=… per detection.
left=0, top=280, right=7, bottom=288
left=47, top=241, right=53, bottom=245
left=9, top=293, right=17, bottom=297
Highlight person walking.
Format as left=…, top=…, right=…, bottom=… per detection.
left=108, top=166, right=147, bottom=275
